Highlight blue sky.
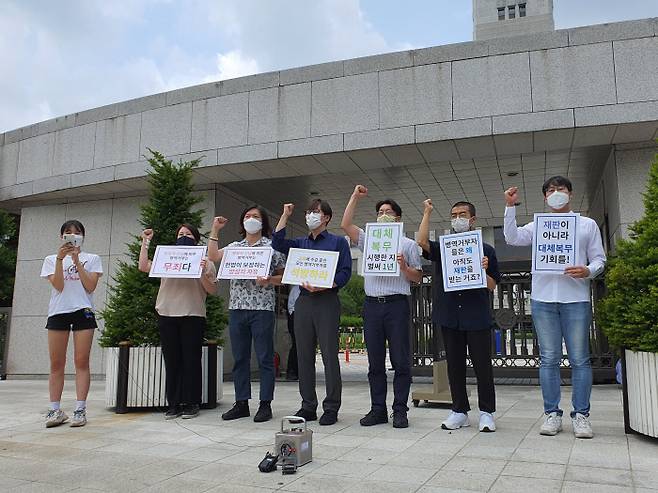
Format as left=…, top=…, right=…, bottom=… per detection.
left=1, top=0, right=657, bottom=132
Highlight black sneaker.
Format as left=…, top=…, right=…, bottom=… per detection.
left=253, top=401, right=273, bottom=423
left=360, top=409, right=389, bottom=426
left=286, top=372, right=299, bottom=381
left=392, top=411, right=409, bottom=429
left=319, top=410, right=338, bottom=426
left=294, top=408, right=317, bottom=421
left=222, top=401, right=250, bottom=421
left=181, top=404, right=200, bottom=419
left=164, top=405, right=182, bottom=420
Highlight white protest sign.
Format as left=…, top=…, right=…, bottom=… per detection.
left=362, top=222, right=403, bottom=277
left=282, top=248, right=340, bottom=289
left=532, top=212, right=580, bottom=273
left=439, top=230, right=487, bottom=292
left=217, top=247, right=273, bottom=280
left=149, top=245, right=207, bottom=278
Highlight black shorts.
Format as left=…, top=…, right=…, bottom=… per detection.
left=46, top=308, right=97, bottom=331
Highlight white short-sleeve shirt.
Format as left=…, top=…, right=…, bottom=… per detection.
left=40, top=253, right=103, bottom=317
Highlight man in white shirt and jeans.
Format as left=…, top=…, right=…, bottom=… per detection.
left=503, top=176, right=606, bottom=439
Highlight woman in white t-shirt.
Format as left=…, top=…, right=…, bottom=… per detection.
left=138, top=224, right=217, bottom=420
left=40, top=220, right=103, bottom=429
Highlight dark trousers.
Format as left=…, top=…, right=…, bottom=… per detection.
left=229, top=309, right=276, bottom=402
left=294, top=291, right=342, bottom=413
left=287, top=312, right=298, bottom=377
left=364, top=297, right=411, bottom=413
left=158, top=315, right=205, bottom=407
left=441, top=327, right=496, bottom=414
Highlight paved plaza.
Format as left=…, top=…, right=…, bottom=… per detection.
left=1, top=369, right=657, bottom=493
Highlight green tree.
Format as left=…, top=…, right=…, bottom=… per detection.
left=339, top=275, right=365, bottom=328
left=0, top=209, right=18, bottom=307
left=597, top=148, right=658, bottom=352
left=99, top=149, right=226, bottom=347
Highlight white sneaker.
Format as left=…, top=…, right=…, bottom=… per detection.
left=441, top=411, right=470, bottom=430
left=572, top=413, right=593, bottom=439
left=539, top=412, right=563, bottom=436
left=479, top=411, right=496, bottom=432
left=45, top=409, right=68, bottom=428
left=70, top=408, right=87, bottom=428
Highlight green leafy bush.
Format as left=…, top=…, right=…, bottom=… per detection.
left=99, top=149, right=226, bottom=347
left=597, top=148, right=658, bottom=353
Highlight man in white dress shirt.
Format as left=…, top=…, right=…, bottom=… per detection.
left=503, top=176, right=606, bottom=439
left=341, top=185, right=423, bottom=428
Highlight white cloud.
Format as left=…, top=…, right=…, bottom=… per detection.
left=203, top=51, right=260, bottom=83
left=0, top=0, right=409, bottom=132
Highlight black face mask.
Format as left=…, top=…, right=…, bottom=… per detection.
left=175, top=236, right=197, bottom=246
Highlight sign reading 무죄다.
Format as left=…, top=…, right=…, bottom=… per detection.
left=149, top=245, right=207, bottom=278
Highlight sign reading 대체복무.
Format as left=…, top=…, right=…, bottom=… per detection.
left=362, top=222, right=403, bottom=277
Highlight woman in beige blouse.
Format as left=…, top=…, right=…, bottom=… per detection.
left=138, top=224, right=217, bottom=419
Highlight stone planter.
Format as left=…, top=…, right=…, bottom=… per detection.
left=105, top=342, right=223, bottom=413
left=622, top=349, right=658, bottom=438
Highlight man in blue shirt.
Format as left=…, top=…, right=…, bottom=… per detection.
left=417, top=199, right=501, bottom=433
left=272, top=199, right=352, bottom=426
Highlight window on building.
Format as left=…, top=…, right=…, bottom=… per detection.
left=508, top=5, right=516, bottom=19
left=497, top=7, right=506, bottom=20
left=519, top=3, right=527, bottom=17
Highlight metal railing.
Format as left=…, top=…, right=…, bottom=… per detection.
left=0, top=308, right=10, bottom=379
left=411, top=270, right=616, bottom=382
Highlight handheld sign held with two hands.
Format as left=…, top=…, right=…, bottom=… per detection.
left=217, top=247, right=274, bottom=280
left=282, top=248, right=339, bottom=289
left=149, top=245, right=208, bottom=278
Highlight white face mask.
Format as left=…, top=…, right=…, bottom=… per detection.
left=546, top=191, right=570, bottom=210
left=305, top=212, right=323, bottom=230
left=376, top=214, right=396, bottom=223
left=243, top=218, right=262, bottom=234
left=451, top=217, right=471, bottom=233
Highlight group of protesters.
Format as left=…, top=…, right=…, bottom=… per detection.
left=42, top=175, right=605, bottom=439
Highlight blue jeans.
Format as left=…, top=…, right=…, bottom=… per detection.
left=228, top=310, right=275, bottom=402
left=531, top=300, right=592, bottom=417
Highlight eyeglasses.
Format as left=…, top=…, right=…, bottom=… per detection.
left=377, top=210, right=396, bottom=217
left=546, top=186, right=569, bottom=193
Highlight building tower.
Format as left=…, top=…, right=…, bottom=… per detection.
left=473, top=0, right=555, bottom=40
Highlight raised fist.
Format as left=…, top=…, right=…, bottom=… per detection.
left=353, top=185, right=368, bottom=198
left=504, top=187, right=519, bottom=207
left=142, top=229, right=154, bottom=241
left=423, top=199, right=433, bottom=214
left=212, top=216, right=228, bottom=231
left=283, top=203, right=295, bottom=217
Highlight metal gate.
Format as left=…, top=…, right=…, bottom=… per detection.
left=411, top=270, right=616, bottom=382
